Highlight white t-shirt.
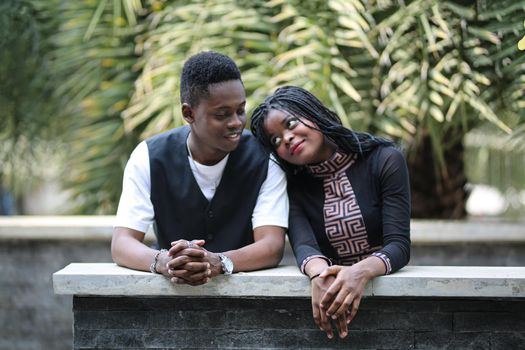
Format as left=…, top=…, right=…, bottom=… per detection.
left=115, top=141, right=289, bottom=234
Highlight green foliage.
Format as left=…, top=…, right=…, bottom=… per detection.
left=0, top=0, right=59, bottom=195
left=3, top=0, right=525, bottom=214
left=31, top=0, right=143, bottom=213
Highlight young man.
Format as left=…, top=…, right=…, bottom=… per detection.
left=111, top=51, right=288, bottom=285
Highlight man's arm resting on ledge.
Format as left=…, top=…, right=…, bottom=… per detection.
left=112, top=227, right=163, bottom=272
left=208, top=225, right=286, bottom=275
left=230, top=225, right=286, bottom=272
left=111, top=226, right=202, bottom=277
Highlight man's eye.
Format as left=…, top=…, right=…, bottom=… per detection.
left=287, top=118, right=299, bottom=129
left=271, top=136, right=282, bottom=148
left=237, top=109, right=246, bottom=116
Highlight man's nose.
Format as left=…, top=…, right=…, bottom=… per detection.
left=228, top=113, right=244, bottom=129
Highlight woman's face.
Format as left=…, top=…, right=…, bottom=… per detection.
left=263, top=109, right=336, bottom=165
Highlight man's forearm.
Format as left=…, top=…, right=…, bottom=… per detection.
left=221, top=227, right=285, bottom=273
left=111, top=227, right=159, bottom=273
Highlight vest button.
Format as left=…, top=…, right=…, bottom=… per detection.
left=207, top=210, right=214, bottom=218
left=207, top=234, right=213, bottom=240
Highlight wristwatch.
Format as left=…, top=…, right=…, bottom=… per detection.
left=218, top=253, right=234, bottom=275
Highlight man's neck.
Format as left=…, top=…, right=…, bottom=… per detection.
left=187, top=134, right=228, bottom=166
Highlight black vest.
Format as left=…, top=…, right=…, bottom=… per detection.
left=146, top=126, right=268, bottom=251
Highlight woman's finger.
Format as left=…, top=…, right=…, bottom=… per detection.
left=335, top=313, right=348, bottom=338
left=320, top=279, right=342, bottom=309
left=334, top=293, right=354, bottom=319
left=311, top=301, right=322, bottom=330
left=319, top=265, right=341, bottom=278
left=319, top=306, right=334, bottom=339
left=326, top=287, right=350, bottom=317
left=347, top=297, right=362, bottom=324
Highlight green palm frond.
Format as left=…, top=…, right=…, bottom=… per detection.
left=123, top=0, right=274, bottom=139
left=254, top=0, right=378, bottom=130
left=373, top=0, right=523, bottom=178
left=39, top=0, right=143, bottom=213
left=0, top=0, right=61, bottom=195
left=7, top=0, right=524, bottom=216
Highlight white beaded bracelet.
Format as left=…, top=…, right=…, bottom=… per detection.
left=149, top=249, right=168, bottom=274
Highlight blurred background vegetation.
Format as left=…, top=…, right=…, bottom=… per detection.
left=1, top=0, right=524, bottom=218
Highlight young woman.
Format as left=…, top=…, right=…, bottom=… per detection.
left=251, top=86, right=411, bottom=339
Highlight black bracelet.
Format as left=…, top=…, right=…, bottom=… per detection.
left=309, top=273, right=321, bottom=281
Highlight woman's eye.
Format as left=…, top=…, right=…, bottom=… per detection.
left=286, top=118, right=299, bottom=129
left=271, top=136, right=282, bottom=148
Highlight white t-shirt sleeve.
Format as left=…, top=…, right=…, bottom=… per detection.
left=251, top=158, right=289, bottom=229
left=115, top=141, right=154, bottom=233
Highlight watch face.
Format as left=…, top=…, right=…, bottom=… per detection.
left=221, top=255, right=234, bottom=274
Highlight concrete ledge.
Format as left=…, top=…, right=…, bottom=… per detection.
left=53, top=263, right=525, bottom=298
left=0, top=216, right=154, bottom=241
left=2, top=216, right=524, bottom=243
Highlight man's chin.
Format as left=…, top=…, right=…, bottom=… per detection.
left=222, top=140, right=241, bottom=153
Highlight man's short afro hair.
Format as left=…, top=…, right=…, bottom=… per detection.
left=180, top=51, right=242, bottom=106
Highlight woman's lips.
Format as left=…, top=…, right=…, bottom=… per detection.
left=290, top=140, right=305, bottom=155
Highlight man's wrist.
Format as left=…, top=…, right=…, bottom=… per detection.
left=208, top=253, right=223, bottom=276
left=218, top=253, right=234, bottom=275
left=150, top=249, right=168, bottom=274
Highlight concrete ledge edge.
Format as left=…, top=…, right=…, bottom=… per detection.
left=53, top=263, right=525, bottom=298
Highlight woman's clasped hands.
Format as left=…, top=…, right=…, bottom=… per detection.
left=310, top=263, right=371, bottom=339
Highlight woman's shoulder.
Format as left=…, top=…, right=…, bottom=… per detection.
left=363, top=144, right=405, bottom=163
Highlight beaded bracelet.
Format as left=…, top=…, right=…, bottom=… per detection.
left=149, top=249, right=168, bottom=274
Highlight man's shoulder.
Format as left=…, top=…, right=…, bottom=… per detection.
left=145, top=126, right=189, bottom=158
left=241, top=128, right=267, bottom=148
left=147, top=125, right=189, bottom=144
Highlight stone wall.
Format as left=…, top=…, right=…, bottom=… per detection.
left=72, top=296, right=525, bottom=349
left=0, top=240, right=112, bottom=350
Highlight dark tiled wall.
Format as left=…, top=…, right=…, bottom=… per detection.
left=73, top=296, right=525, bottom=350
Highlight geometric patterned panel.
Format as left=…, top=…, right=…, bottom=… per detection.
left=308, top=151, right=382, bottom=266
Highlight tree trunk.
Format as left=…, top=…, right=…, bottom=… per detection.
left=407, top=131, right=468, bottom=219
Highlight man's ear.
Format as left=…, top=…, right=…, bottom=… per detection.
left=182, top=103, right=194, bottom=124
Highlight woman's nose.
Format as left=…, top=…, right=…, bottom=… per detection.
left=283, top=130, right=294, bottom=145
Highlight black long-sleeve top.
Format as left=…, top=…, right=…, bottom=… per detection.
left=287, top=145, right=411, bottom=274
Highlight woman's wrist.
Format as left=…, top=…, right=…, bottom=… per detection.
left=354, top=257, right=385, bottom=281
left=304, top=258, right=329, bottom=279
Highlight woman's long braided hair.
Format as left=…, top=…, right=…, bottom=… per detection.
left=250, top=86, right=393, bottom=176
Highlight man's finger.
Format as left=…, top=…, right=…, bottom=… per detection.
left=166, top=255, right=209, bottom=271
left=168, top=245, right=207, bottom=258
left=181, top=262, right=210, bottom=273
